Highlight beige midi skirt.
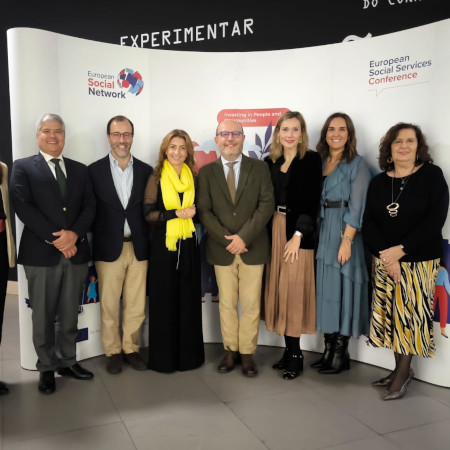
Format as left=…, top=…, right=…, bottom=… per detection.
left=263, top=212, right=316, bottom=337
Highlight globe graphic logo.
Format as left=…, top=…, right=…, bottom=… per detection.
left=117, top=68, right=144, bottom=96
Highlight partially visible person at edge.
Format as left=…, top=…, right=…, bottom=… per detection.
left=197, top=119, right=274, bottom=377
left=0, top=159, right=16, bottom=395
left=89, top=115, right=152, bottom=375
left=263, top=111, right=322, bottom=380
left=10, top=113, right=96, bottom=394
left=363, top=122, right=449, bottom=400
left=434, top=262, right=450, bottom=338
left=312, top=112, right=371, bottom=375
left=144, top=129, right=204, bottom=372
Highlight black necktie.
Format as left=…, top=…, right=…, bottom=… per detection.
left=51, top=158, right=67, bottom=197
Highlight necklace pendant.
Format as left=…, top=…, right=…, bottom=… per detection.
left=386, top=202, right=399, bottom=217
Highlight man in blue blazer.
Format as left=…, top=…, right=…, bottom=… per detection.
left=10, top=113, right=96, bottom=394
left=89, top=116, right=152, bottom=375
left=198, top=119, right=274, bottom=377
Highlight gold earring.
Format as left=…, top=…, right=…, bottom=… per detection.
left=387, top=156, right=392, bottom=163
left=277, top=137, right=280, bottom=144
left=299, top=137, right=303, bottom=144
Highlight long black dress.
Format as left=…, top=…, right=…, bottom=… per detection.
left=144, top=174, right=205, bottom=372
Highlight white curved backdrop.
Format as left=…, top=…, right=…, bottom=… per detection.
left=7, top=22, right=450, bottom=385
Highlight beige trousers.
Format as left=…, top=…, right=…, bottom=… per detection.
left=214, top=255, right=264, bottom=354
left=95, top=242, right=148, bottom=356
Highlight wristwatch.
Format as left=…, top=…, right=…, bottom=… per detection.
left=294, top=230, right=303, bottom=238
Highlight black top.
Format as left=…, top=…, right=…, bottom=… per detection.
left=363, top=163, right=449, bottom=262
left=0, top=189, right=5, bottom=220
left=275, top=170, right=290, bottom=206
left=265, top=150, right=322, bottom=249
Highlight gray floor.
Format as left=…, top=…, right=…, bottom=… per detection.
left=1, top=293, right=450, bottom=450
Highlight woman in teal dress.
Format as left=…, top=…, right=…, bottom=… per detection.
left=313, top=112, right=371, bottom=374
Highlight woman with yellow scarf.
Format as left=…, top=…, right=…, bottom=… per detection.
left=144, top=129, right=204, bottom=372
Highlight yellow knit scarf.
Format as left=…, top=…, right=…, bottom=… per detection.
left=160, top=159, right=196, bottom=251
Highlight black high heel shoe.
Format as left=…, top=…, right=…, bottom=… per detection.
left=273, top=348, right=290, bottom=370
left=319, top=335, right=350, bottom=374
left=311, top=333, right=335, bottom=369
left=282, top=353, right=303, bottom=380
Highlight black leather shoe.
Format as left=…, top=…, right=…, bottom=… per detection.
left=38, top=371, right=55, bottom=394
left=0, top=381, right=10, bottom=395
left=241, top=354, right=258, bottom=377
left=123, top=352, right=147, bottom=370
left=272, top=348, right=290, bottom=370
left=218, top=350, right=240, bottom=373
left=57, top=363, right=94, bottom=380
left=106, top=354, right=122, bottom=374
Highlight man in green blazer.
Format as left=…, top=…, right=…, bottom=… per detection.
left=198, top=119, right=274, bottom=376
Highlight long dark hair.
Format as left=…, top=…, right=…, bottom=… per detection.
left=316, top=112, right=358, bottom=163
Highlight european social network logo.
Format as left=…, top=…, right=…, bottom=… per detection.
left=118, top=68, right=144, bottom=96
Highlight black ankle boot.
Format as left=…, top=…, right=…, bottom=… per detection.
left=319, top=335, right=350, bottom=374
left=311, top=333, right=335, bottom=369
left=272, top=347, right=290, bottom=370
left=282, top=352, right=304, bottom=380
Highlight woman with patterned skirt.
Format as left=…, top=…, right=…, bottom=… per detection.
left=363, top=122, right=449, bottom=400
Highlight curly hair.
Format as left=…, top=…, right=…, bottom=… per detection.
left=269, top=111, right=309, bottom=162
left=378, top=122, right=432, bottom=171
left=316, top=112, right=358, bottom=163
left=153, top=129, right=196, bottom=181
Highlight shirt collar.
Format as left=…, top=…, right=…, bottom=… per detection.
left=221, top=154, right=242, bottom=167
left=40, top=150, right=63, bottom=162
left=109, top=152, right=134, bottom=168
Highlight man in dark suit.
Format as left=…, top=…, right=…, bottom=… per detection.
left=89, top=116, right=152, bottom=375
left=198, top=119, right=274, bottom=376
left=10, top=113, right=96, bottom=394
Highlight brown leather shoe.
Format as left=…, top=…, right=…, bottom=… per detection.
left=241, top=354, right=258, bottom=377
left=218, top=350, right=240, bottom=373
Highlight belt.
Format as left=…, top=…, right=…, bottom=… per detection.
left=276, top=205, right=287, bottom=214
left=323, top=201, right=349, bottom=209
left=123, top=235, right=132, bottom=242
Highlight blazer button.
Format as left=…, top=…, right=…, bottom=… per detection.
left=63, top=207, right=67, bottom=211
left=232, top=212, right=237, bottom=216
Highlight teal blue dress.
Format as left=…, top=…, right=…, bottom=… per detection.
left=315, top=155, right=371, bottom=338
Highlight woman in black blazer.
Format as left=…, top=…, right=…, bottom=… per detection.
left=263, top=111, right=322, bottom=380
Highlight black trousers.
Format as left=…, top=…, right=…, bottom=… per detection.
left=0, top=230, right=8, bottom=345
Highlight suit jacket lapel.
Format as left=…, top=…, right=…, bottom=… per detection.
left=128, top=159, right=140, bottom=208
left=213, top=158, right=233, bottom=204
left=34, top=154, right=61, bottom=200
left=102, top=155, right=124, bottom=209
left=235, top=155, right=250, bottom=204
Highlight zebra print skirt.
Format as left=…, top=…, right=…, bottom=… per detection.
left=368, top=256, right=439, bottom=358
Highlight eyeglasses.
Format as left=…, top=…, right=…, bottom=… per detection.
left=216, top=131, right=244, bottom=138
left=109, top=132, right=133, bottom=140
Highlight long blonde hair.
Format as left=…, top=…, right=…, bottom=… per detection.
left=153, top=129, right=196, bottom=181
left=269, top=111, right=309, bottom=162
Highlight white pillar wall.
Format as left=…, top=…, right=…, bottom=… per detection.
left=7, top=23, right=450, bottom=386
